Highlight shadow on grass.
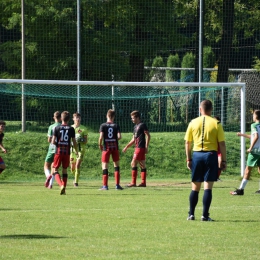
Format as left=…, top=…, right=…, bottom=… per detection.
left=0, top=182, right=44, bottom=186
left=220, top=220, right=260, bottom=223
left=0, top=234, right=66, bottom=239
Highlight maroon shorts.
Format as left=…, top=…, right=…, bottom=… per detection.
left=0, top=157, right=4, bottom=164
left=102, top=150, right=119, bottom=163
left=53, top=154, right=70, bottom=169
left=133, top=148, right=146, bottom=161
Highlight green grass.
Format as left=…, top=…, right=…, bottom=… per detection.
left=1, top=131, right=260, bottom=259
left=0, top=179, right=260, bottom=259
left=0, top=131, right=256, bottom=181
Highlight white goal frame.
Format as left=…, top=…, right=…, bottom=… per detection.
left=0, top=79, right=246, bottom=177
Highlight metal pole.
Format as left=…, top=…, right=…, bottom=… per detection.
left=77, top=0, right=81, bottom=113
left=112, top=75, right=115, bottom=110
left=198, top=0, right=204, bottom=115
left=221, top=86, right=224, bottom=124
left=21, top=0, right=26, bottom=132
left=241, top=84, right=246, bottom=177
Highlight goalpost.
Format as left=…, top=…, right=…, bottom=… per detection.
left=0, top=79, right=246, bottom=176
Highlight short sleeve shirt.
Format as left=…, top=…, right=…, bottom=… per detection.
left=72, top=124, right=88, bottom=152
left=47, top=122, right=60, bottom=153
left=48, top=122, right=60, bottom=138
left=53, top=124, right=75, bottom=155
left=134, top=122, right=149, bottom=148
left=184, top=115, right=225, bottom=151
left=99, top=122, right=120, bottom=151
left=250, top=122, right=260, bottom=155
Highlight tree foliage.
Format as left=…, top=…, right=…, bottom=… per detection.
left=0, top=0, right=191, bottom=81
left=166, top=54, right=181, bottom=82
left=0, top=0, right=260, bottom=81
left=1, top=0, right=260, bottom=128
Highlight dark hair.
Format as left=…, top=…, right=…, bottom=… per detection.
left=130, top=110, right=141, bottom=118
left=200, top=100, right=212, bottom=112
left=107, top=109, right=115, bottom=118
left=73, top=112, right=81, bottom=118
left=0, top=121, right=6, bottom=126
left=61, top=111, right=70, bottom=122
left=53, top=111, right=61, bottom=119
left=254, top=110, right=260, bottom=120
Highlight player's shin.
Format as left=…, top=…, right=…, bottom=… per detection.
left=44, top=168, right=50, bottom=178
left=202, top=189, right=212, bottom=219
left=75, top=168, right=80, bottom=184
left=54, top=172, right=63, bottom=187
left=189, top=190, right=199, bottom=216
left=131, top=167, right=137, bottom=185
left=114, top=167, right=120, bottom=185
left=103, top=169, right=108, bottom=186
left=140, top=168, right=146, bottom=185
left=62, top=173, right=68, bottom=187
left=49, top=175, right=55, bottom=186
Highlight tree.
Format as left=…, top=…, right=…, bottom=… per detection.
left=0, top=0, right=22, bottom=78
left=89, top=0, right=189, bottom=82
left=0, top=0, right=79, bottom=80
left=180, top=52, right=195, bottom=82
left=166, top=54, right=181, bottom=82
left=203, top=46, right=215, bottom=81
left=149, top=56, right=165, bottom=82
left=216, top=0, right=235, bottom=124
left=217, top=0, right=235, bottom=83
left=180, top=52, right=195, bottom=122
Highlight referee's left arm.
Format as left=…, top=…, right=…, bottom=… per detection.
left=218, top=141, right=227, bottom=170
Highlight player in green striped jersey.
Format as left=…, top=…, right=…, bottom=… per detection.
left=231, top=110, right=260, bottom=195
left=44, top=111, right=61, bottom=189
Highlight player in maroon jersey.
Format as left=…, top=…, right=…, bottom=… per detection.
left=98, top=109, right=123, bottom=190
left=51, top=111, right=78, bottom=195
left=0, top=121, right=7, bottom=174
left=122, top=110, right=151, bottom=187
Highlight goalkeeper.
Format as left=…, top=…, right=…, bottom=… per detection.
left=70, top=112, right=88, bottom=187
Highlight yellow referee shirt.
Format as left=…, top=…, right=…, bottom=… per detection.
left=184, top=115, right=225, bottom=151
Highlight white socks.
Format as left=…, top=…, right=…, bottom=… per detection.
left=44, top=169, right=50, bottom=178
left=239, top=179, right=248, bottom=190
left=49, top=175, right=54, bottom=186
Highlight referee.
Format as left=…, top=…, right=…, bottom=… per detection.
left=184, top=100, right=227, bottom=221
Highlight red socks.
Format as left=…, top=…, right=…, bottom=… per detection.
left=114, top=171, right=120, bottom=185
left=102, top=174, right=108, bottom=186
left=141, top=169, right=147, bottom=185
left=55, top=173, right=63, bottom=186
left=131, top=167, right=137, bottom=185
left=54, top=173, right=68, bottom=187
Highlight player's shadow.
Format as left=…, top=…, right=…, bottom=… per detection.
left=0, top=234, right=66, bottom=239
left=0, top=208, right=19, bottom=211
left=221, top=220, right=260, bottom=223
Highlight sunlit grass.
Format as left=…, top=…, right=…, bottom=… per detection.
left=0, top=179, right=260, bottom=259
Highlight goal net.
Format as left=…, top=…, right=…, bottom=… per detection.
left=0, top=79, right=247, bottom=175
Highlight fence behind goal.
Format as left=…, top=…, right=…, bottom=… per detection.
left=0, top=79, right=248, bottom=176
left=0, top=80, right=245, bottom=133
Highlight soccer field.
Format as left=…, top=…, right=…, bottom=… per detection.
left=0, top=179, right=259, bottom=260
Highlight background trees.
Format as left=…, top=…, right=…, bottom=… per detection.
left=2, top=0, right=259, bottom=82
left=1, top=0, right=260, bottom=128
